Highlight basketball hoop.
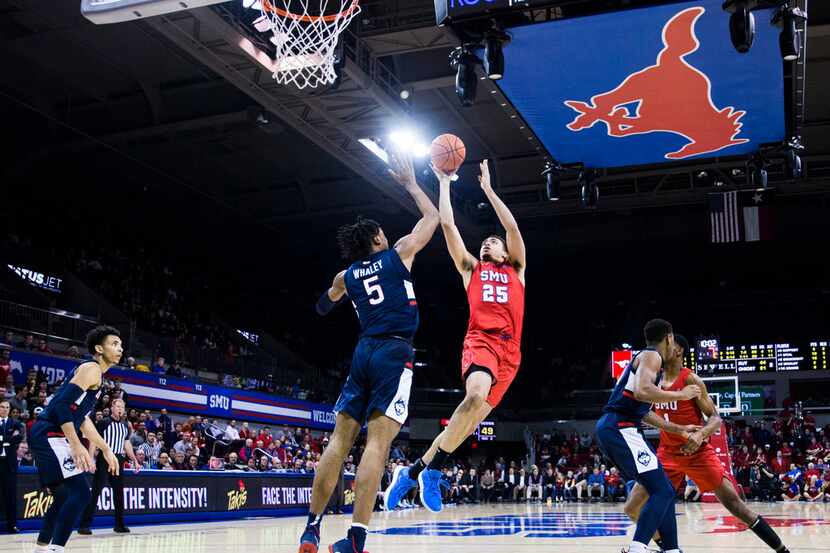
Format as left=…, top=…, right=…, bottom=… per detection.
left=257, top=0, right=360, bottom=89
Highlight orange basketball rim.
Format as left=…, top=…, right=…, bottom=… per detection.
left=261, top=0, right=360, bottom=23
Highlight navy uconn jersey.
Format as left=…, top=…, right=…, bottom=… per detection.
left=603, top=347, right=663, bottom=423
left=344, top=248, right=419, bottom=340
left=38, top=368, right=102, bottom=434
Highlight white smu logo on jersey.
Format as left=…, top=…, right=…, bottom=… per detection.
left=654, top=401, right=678, bottom=411
left=480, top=270, right=508, bottom=283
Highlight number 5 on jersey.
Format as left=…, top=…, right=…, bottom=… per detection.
left=364, top=275, right=385, bottom=305
left=482, top=284, right=508, bottom=304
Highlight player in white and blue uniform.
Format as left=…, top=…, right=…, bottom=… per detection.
left=298, top=150, right=439, bottom=553
left=595, top=319, right=700, bottom=553
left=28, top=326, right=123, bottom=553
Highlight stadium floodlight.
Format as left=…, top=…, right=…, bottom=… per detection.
left=723, top=0, right=756, bottom=54
left=542, top=160, right=563, bottom=202
left=388, top=130, right=430, bottom=158
left=772, top=4, right=808, bottom=61
left=450, top=47, right=479, bottom=107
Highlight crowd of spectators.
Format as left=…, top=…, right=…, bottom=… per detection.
left=727, top=405, right=830, bottom=502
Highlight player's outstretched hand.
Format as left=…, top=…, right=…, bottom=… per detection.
left=70, top=443, right=93, bottom=473
left=387, top=148, right=416, bottom=188
left=681, top=431, right=705, bottom=456
left=104, top=449, right=121, bottom=476
left=431, top=163, right=452, bottom=186
left=478, top=159, right=492, bottom=192
left=680, top=384, right=702, bottom=401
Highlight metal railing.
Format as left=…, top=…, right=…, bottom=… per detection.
left=0, top=299, right=99, bottom=348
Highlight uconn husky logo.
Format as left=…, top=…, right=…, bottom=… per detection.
left=637, top=450, right=652, bottom=467
left=394, top=399, right=407, bottom=416
left=62, top=455, right=77, bottom=472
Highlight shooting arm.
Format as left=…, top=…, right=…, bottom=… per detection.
left=479, top=160, right=526, bottom=271
left=438, top=177, right=477, bottom=278
left=393, top=181, right=439, bottom=269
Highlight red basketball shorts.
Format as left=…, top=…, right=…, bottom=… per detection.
left=657, top=445, right=730, bottom=493
left=461, top=331, right=521, bottom=408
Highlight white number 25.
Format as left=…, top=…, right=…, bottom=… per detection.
left=482, top=284, right=508, bottom=304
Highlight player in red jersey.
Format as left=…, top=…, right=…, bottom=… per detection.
left=384, top=159, right=525, bottom=513
left=625, top=335, right=790, bottom=553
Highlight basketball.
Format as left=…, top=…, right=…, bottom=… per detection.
left=430, top=134, right=466, bottom=175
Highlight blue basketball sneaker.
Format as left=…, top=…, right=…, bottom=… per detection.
left=328, top=538, right=369, bottom=553
left=418, top=468, right=444, bottom=513
left=298, top=523, right=320, bottom=553
left=383, top=465, right=417, bottom=511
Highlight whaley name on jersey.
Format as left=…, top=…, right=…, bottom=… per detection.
left=352, top=259, right=384, bottom=279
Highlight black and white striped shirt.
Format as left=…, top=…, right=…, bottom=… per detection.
left=97, top=416, right=130, bottom=455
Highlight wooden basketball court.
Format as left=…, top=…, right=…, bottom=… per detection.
left=1, top=502, right=828, bottom=553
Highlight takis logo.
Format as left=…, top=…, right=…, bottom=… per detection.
left=227, top=480, right=248, bottom=511
left=23, top=490, right=54, bottom=519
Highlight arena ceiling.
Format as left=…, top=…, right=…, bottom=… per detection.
left=1, top=0, right=829, bottom=231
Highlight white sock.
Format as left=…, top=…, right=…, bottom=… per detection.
left=47, top=546, right=65, bottom=553
left=628, top=542, right=649, bottom=553
left=665, top=550, right=681, bottom=553
left=351, top=523, right=369, bottom=531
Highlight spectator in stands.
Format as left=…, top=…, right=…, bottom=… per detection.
left=2, top=331, right=13, bottom=347
left=36, top=339, right=52, bottom=354
left=512, top=468, right=527, bottom=502
left=782, top=477, right=801, bottom=502
left=0, top=351, right=10, bottom=387
left=66, top=345, right=81, bottom=359
left=139, top=432, right=162, bottom=466
left=587, top=468, right=605, bottom=501
left=188, top=455, right=201, bottom=470
left=16, top=442, right=33, bottom=467
left=239, top=438, right=255, bottom=462
left=224, top=420, right=240, bottom=442
left=8, top=388, right=26, bottom=414
left=542, top=466, right=557, bottom=503
left=225, top=452, right=240, bottom=470
left=172, top=451, right=188, bottom=470
left=574, top=466, right=589, bottom=502
left=131, top=449, right=149, bottom=470
left=606, top=467, right=625, bottom=502
left=258, top=456, right=271, bottom=472
left=480, top=469, right=495, bottom=504
left=526, top=466, right=543, bottom=502
left=803, top=475, right=825, bottom=502
left=151, top=356, right=167, bottom=374
left=130, top=425, right=147, bottom=449
left=17, top=334, right=35, bottom=351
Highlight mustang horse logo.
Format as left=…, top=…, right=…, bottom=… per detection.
left=564, top=7, right=749, bottom=160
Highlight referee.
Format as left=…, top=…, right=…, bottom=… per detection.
left=79, top=398, right=139, bottom=534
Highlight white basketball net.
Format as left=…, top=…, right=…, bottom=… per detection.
left=257, top=0, right=361, bottom=89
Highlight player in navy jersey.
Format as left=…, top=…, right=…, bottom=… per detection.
left=299, top=149, right=439, bottom=553
left=595, top=319, right=701, bottom=553
left=28, top=326, right=122, bottom=553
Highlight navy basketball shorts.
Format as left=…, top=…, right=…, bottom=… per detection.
left=29, top=421, right=85, bottom=489
left=595, top=412, right=661, bottom=483
left=334, top=337, right=414, bottom=425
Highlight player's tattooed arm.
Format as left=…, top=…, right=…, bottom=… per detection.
left=634, top=351, right=701, bottom=404
left=316, top=271, right=347, bottom=316
left=479, top=159, right=526, bottom=276
left=434, top=165, right=477, bottom=285
left=642, top=411, right=701, bottom=438
left=681, top=373, right=722, bottom=456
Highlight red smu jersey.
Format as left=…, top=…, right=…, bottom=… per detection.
left=466, top=261, right=525, bottom=340
left=653, top=367, right=706, bottom=454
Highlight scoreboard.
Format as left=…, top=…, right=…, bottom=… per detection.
left=476, top=421, right=496, bottom=442
left=611, top=339, right=829, bottom=376
left=440, top=418, right=497, bottom=441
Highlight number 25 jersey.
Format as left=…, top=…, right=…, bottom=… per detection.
left=466, top=261, right=525, bottom=341
left=344, top=248, right=419, bottom=341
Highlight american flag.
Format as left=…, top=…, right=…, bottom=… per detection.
left=709, top=191, right=740, bottom=243
left=709, top=189, right=775, bottom=243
